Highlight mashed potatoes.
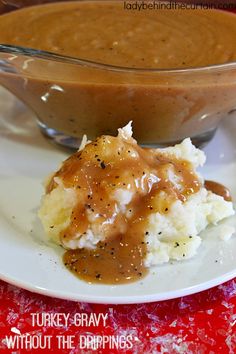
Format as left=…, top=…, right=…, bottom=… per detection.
left=38, top=123, right=234, bottom=279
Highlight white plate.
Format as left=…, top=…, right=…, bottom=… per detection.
left=1, top=87, right=236, bottom=304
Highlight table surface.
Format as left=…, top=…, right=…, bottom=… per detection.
left=1, top=278, right=236, bottom=353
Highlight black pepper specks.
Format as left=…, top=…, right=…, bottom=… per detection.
left=100, top=161, right=106, bottom=169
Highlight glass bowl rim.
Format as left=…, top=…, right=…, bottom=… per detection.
left=1, top=44, right=236, bottom=74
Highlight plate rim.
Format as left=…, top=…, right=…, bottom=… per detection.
left=1, top=268, right=236, bottom=304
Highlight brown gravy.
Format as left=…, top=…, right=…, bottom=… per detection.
left=0, top=2, right=236, bottom=145
left=47, top=134, right=201, bottom=284
left=205, top=180, right=232, bottom=202
left=63, top=176, right=232, bottom=284
left=1, top=1, right=236, bottom=69
left=63, top=235, right=148, bottom=284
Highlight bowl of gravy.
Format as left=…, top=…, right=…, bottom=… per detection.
left=0, top=0, right=236, bottom=148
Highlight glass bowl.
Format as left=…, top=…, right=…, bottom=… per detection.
left=0, top=43, right=236, bottom=148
